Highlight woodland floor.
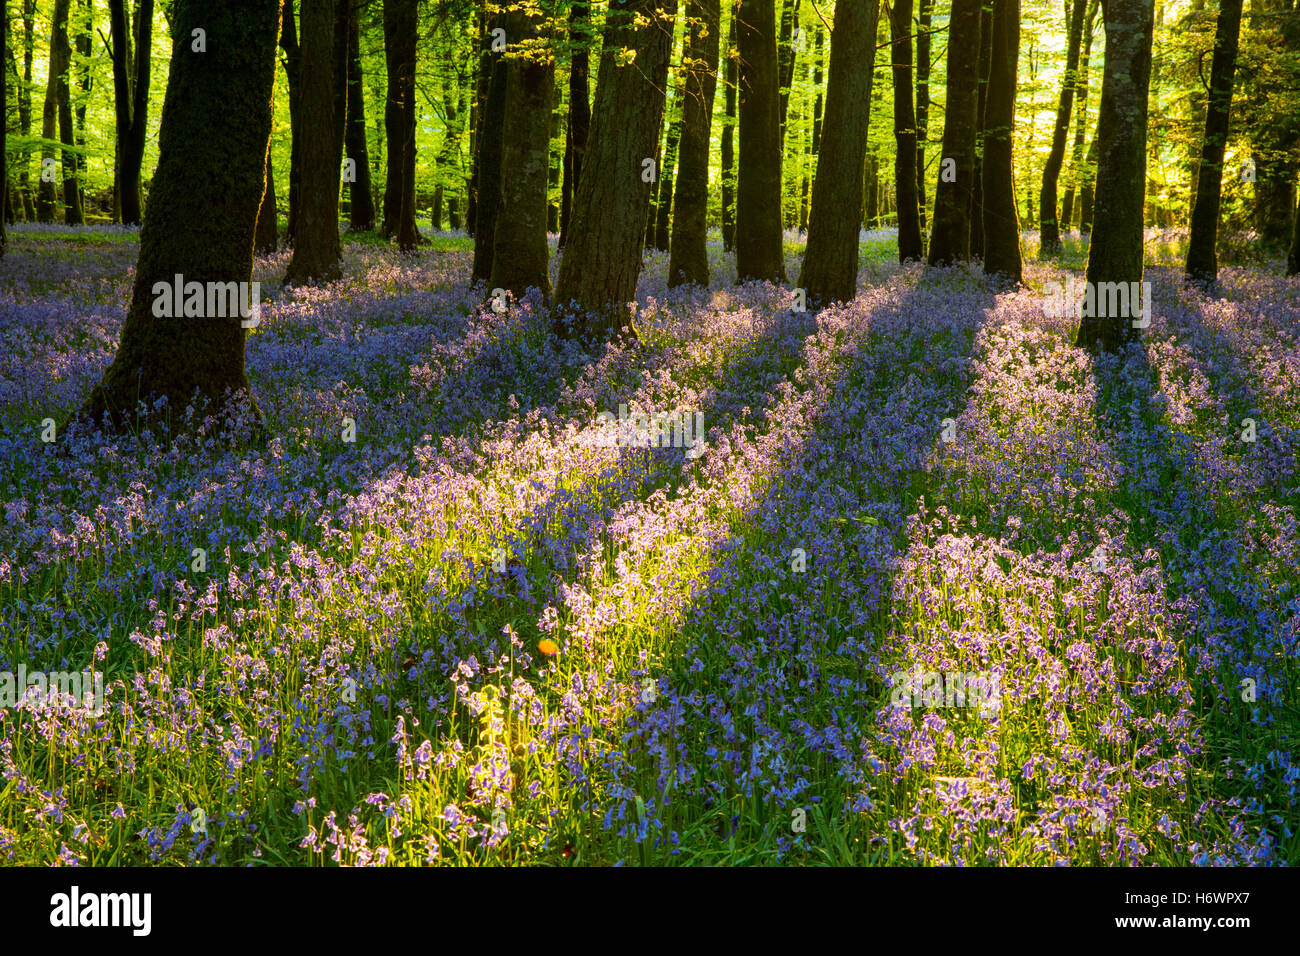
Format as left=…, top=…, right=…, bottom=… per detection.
left=0, top=224, right=1296, bottom=865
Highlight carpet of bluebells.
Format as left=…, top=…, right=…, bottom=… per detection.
left=1, top=222, right=1297, bottom=866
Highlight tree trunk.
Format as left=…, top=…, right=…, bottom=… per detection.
left=1288, top=193, right=1300, bottom=276
left=285, top=0, right=343, bottom=284
left=1, top=9, right=6, bottom=255
left=916, top=0, right=932, bottom=232
left=489, top=7, right=554, bottom=300
left=1039, top=0, right=1089, bottom=256
left=668, top=0, right=721, bottom=287
left=472, top=14, right=507, bottom=279
left=255, top=128, right=279, bottom=252
left=560, top=1, right=591, bottom=247
left=969, top=0, right=993, bottom=257
left=653, top=96, right=681, bottom=251
left=926, top=0, right=982, bottom=266
left=776, top=0, right=799, bottom=141
left=55, top=0, right=82, bottom=225
left=1183, top=0, right=1241, bottom=285
left=553, top=0, right=673, bottom=334
left=74, top=0, right=282, bottom=433
left=1077, top=0, right=1155, bottom=351
left=721, top=9, right=737, bottom=251
left=17, top=0, right=36, bottom=221
left=345, top=1, right=374, bottom=231
left=735, top=0, right=786, bottom=282
left=1079, top=131, right=1098, bottom=233
left=799, top=25, right=824, bottom=232
left=281, top=0, right=302, bottom=243
left=382, top=0, right=417, bottom=243
left=890, top=0, right=922, bottom=262
left=799, top=0, right=879, bottom=305
left=981, top=0, right=1022, bottom=287
left=74, top=0, right=91, bottom=218
left=108, top=0, right=152, bottom=226
left=1061, top=0, right=1098, bottom=232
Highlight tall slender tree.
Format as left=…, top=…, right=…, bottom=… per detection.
left=890, top=0, right=923, bottom=261
left=1184, top=0, right=1243, bottom=285
left=560, top=0, right=591, bottom=246
left=553, top=0, right=673, bottom=333
left=1038, top=0, right=1089, bottom=256
left=735, top=0, right=786, bottom=282
left=345, top=0, right=374, bottom=231
left=926, top=0, right=982, bottom=266
left=916, top=0, right=932, bottom=231
left=668, top=0, right=721, bottom=287
left=799, top=0, right=879, bottom=305
left=382, top=0, right=418, bottom=245
left=981, top=0, right=1021, bottom=286
left=1061, top=0, right=1098, bottom=230
left=720, top=9, right=737, bottom=251
left=281, top=0, right=302, bottom=242
left=75, top=0, right=282, bottom=433
left=489, top=5, right=554, bottom=299
left=1077, top=0, right=1156, bottom=350
left=107, top=0, right=153, bottom=225
left=285, top=0, right=343, bottom=283
left=472, top=12, right=507, bottom=279
left=969, top=0, right=993, bottom=256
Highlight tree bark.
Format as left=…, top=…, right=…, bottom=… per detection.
left=721, top=9, right=737, bottom=251
left=560, top=0, right=591, bottom=247
left=472, top=12, right=507, bottom=279
left=969, top=0, right=993, bottom=257
left=652, top=95, right=681, bottom=251
left=75, top=0, right=282, bottom=433
left=981, top=0, right=1022, bottom=287
left=890, top=0, right=922, bottom=262
left=799, top=0, right=879, bottom=305
left=489, top=7, right=554, bottom=300
left=38, top=0, right=76, bottom=223
left=668, top=0, right=720, bottom=286
left=1079, top=130, right=1098, bottom=233
left=108, top=0, right=153, bottom=225
left=735, top=0, right=786, bottom=282
left=916, top=0, right=932, bottom=232
left=345, top=0, right=374, bottom=231
left=1077, top=0, right=1155, bottom=351
left=1184, top=0, right=1242, bottom=285
left=280, top=0, right=302, bottom=243
left=1039, top=0, right=1089, bottom=256
left=255, top=130, right=278, bottom=253
left=926, top=0, right=982, bottom=266
left=382, top=0, right=418, bottom=243
left=285, top=0, right=343, bottom=284
left=1061, top=0, right=1098, bottom=231
left=776, top=0, right=799, bottom=141
left=553, top=0, right=673, bottom=334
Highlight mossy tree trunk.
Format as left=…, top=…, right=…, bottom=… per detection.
left=981, top=0, right=1022, bottom=287
left=799, top=0, right=879, bottom=305
left=668, top=0, right=721, bottom=287
left=1184, top=0, right=1242, bottom=285
left=553, top=0, right=673, bottom=334
left=735, top=0, right=786, bottom=282
left=926, top=0, right=982, bottom=266
left=489, top=6, right=554, bottom=300
left=1077, top=0, right=1155, bottom=350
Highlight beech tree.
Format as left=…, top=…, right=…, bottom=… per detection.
left=1184, top=0, right=1243, bottom=286
left=1038, top=0, right=1088, bottom=257
left=799, top=0, right=878, bottom=305
left=926, top=0, right=982, bottom=266
left=75, top=0, right=282, bottom=432
left=553, top=0, right=673, bottom=333
left=107, top=0, right=153, bottom=225
left=981, top=0, right=1022, bottom=287
left=382, top=0, right=418, bottom=247
left=735, top=0, right=786, bottom=282
left=890, top=0, right=923, bottom=262
left=667, top=0, right=721, bottom=287
left=1077, top=0, right=1156, bottom=350
left=284, top=0, right=343, bottom=284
